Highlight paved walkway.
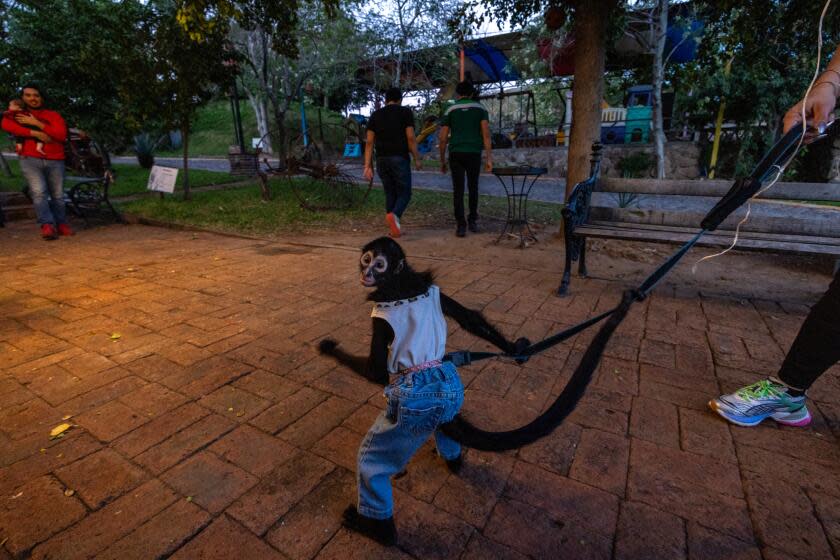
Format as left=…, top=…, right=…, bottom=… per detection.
left=1, top=221, right=839, bottom=560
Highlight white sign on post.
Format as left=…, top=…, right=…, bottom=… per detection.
left=147, top=165, right=179, bottom=194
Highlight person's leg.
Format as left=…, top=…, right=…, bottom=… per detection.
left=710, top=270, right=840, bottom=427
left=19, top=158, right=54, bottom=226
left=391, top=157, right=412, bottom=218
left=450, top=153, right=467, bottom=233
left=44, top=160, right=68, bottom=226
left=376, top=157, right=397, bottom=214
left=777, top=270, right=840, bottom=390
left=465, top=153, right=481, bottom=227
left=379, top=157, right=404, bottom=237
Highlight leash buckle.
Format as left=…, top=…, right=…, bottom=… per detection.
left=443, top=351, right=471, bottom=367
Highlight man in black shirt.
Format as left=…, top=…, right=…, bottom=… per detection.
left=364, top=87, right=422, bottom=238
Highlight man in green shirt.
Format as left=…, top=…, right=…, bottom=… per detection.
left=438, top=81, right=493, bottom=237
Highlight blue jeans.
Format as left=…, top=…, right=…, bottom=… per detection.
left=20, top=157, right=66, bottom=225
left=357, top=361, right=464, bottom=519
left=376, top=156, right=412, bottom=218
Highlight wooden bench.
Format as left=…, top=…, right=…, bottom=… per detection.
left=559, top=143, right=840, bottom=295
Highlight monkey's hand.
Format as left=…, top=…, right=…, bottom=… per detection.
left=512, top=337, right=531, bottom=364
left=318, top=339, right=339, bottom=355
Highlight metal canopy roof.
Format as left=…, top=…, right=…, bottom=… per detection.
left=357, top=12, right=701, bottom=90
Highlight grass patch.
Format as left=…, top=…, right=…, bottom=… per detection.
left=0, top=160, right=240, bottom=197
left=0, top=159, right=22, bottom=192
left=155, top=100, right=260, bottom=158
left=153, top=100, right=348, bottom=158
left=108, top=165, right=242, bottom=197
left=118, top=179, right=564, bottom=236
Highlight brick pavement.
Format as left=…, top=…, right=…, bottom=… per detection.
left=1, top=222, right=839, bottom=559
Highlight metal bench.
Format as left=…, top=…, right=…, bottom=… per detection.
left=64, top=172, right=122, bottom=225
left=559, top=143, right=840, bottom=295
left=17, top=172, right=122, bottom=227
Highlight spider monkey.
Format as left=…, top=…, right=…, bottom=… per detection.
left=318, top=237, right=634, bottom=546
left=317, top=236, right=529, bottom=546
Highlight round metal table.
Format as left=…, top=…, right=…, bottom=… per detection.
left=492, top=165, right=548, bottom=248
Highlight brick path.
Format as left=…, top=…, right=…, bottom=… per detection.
left=1, top=222, right=839, bottom=560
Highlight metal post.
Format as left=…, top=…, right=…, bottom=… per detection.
left=230, top=79, right=246, bottom=153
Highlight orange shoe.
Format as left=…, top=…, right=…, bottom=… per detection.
left=386, top=213, right=401, bottom=238
left=57, top=223, right=74, bottom=236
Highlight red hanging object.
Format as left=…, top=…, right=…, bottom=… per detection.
left=544, top=6, right=567, bottom=30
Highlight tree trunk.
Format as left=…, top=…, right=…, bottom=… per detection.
left=0, top=151, right=12, bottom=177
left=566, top=0, right=614, bottom=198
left=394, top=48, right=403, bottom=87
left=247, top=90, right=272, bottom=154
left=182, top=124, right=191, bottom=200
left=274, top=110, right=287, bottom=164
left=652, top=0, right=668, bottom=179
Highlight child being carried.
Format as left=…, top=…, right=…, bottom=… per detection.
left=5, top=99, right=46, bottom=156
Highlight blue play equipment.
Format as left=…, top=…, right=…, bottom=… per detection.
left=417, top=131, right=438, bottom=154
left=343, top=114, right=367, bottom=158
left=464, top=39, right=521, bottom=83
left=600, top=123, right=625, bottom=145
left=624, top=86, right=654, bottom=144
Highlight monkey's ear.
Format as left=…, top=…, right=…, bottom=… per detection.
left=318, top=339, right=339, bottom=354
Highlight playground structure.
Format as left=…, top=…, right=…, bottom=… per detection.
left=412, top=82, right=669, bottom=156
left=229, top=6, right=701, bottom=185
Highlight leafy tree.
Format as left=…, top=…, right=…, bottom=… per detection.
left=452, top=1, right=620, bottom=195
left=3, top=0, right=148, bottom=151
left=623, top=0, right=700, bottom=178
left=123, top=0, right=233, bottom=198
left=360, top=0, right=460, bottom=90
left=679, top=0, right=840, bottom=177
left=175, top=0, right=339, bottom=58
left=231, top=1, right=364, bottom=159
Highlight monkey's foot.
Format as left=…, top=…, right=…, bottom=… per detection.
left=342, top=505, right=397, bottom=546
left=444, top=453, right=463, bottom=474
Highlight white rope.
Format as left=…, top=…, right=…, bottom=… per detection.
left=692, top=0, right=832, bottom=272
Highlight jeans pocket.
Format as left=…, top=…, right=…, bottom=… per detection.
left=398, top=404, right=444, bottom=436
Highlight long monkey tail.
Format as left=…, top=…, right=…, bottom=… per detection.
left=440, top=290, right=636, bottom=451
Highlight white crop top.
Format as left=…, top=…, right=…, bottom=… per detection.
left=370, top=285, right=447, bottom=374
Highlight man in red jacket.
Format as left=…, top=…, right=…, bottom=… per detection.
left=1, top=85, right=71, bottom=239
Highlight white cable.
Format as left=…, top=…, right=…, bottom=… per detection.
left=692, top=0, right=832, bottom=272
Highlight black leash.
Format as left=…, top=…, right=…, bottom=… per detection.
left=444, top=231, right=704, bottom=366
left=445, top=120, right=831, bottom=367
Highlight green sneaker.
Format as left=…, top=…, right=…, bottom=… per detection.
left=709, top=378, right=811, bottom=427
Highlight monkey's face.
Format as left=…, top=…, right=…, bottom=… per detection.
left=360, top=250, right=390, bottom=287
left=359, top=236, right=407, bottom=289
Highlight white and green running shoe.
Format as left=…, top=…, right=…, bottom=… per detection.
left=709, top=378, right=811, bottom=427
